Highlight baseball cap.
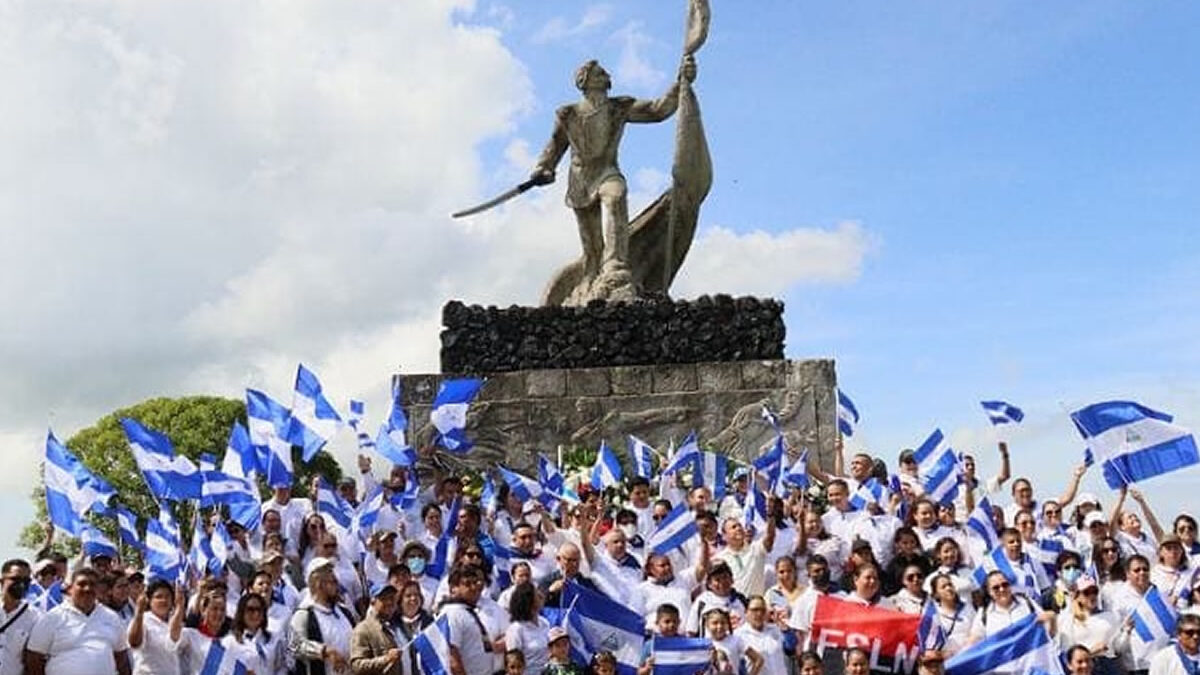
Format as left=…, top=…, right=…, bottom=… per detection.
left=1073, top=575, right=1098, bottom=594
left=1083, top=511, right=1107, bottom=528
left=303, top=556, right=335, bottom=580
left=1076, top=492, right=1101, bottom=507
left=548, top=626, right=568, bottom=643
left=369, top=582, right=398, bottom=599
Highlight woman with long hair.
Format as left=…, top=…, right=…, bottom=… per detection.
left=395, top=580, right=435, bottom=675
left=1090, top=536, right=1126, bottom=585
left=1150, top=535, right=1192, bottom=608
left=882, top=527, right=929, bottom=596
left=923, top=537, right=973, bottom=606
left=734, top=595, right=787, bottom=675
left=1174, top=514, right=1200, bottom=557
left=223, top=592, right=286, bottom=675
left=889, top=563, right=927, bottom=614
left=928, top=573, right=974, bottom=656
left=505, top=582, right=552, bottom=675
left=127, top=579, right=185, bottom=675
left=296, top=513, right=328, bottom=572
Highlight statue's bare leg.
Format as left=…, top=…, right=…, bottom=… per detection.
left=574, top=204, right=604, bottom=282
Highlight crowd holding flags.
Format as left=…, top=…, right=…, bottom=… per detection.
left=27, top=363, right=1200, bottom=675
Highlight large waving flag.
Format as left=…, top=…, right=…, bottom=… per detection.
left=646, top=503, right=698, bottom=556
left=651, top=636, right=713, bottom=675
left=591, top=441, right=623, bottom=490
left=245, top=389, right=295, bottom=488
left=199, top=470, right=258, bottom=510
left=1071, top=400, right=1200, bottom=488
left=429, top=378, right=483, bottom=453
left=44, top=431, right=116, bottom=536
left=661, top=432, right=700, bottom=476
left=220, top=422, right=260, bottom=482
left=537, top=455, right=578, bottom=505
left=981, top=400, right=1024, bottom=425
left=315, top=479, right=354, bottom=531
left=965, top=496, right=1000, bottom=551
left=80, top=524, right=118, bottom=560
left=412, top=614, right=452, bottom=675
left=354, top=485, right=386, bottom=536
left=289, top=364, right=343, bottom=461
left=945, top=614, right=1062, bottom=675
left=781, top=449, right=810, bottom=491
left=562, top=580, right=646, bottom=675
left=121, top=418, right=202, bottom=501
left=114, top=506, right=142, bottom=551
left=972, top=548, right=1039, bottom=599
left=916, top=599, right=946, bottom=653
left=752, top=436, right=785, bottom=492
left=374, top=422, right=417, bottom=467
left=848, top=477, right=889, bottom=512
left=1130, top=586, right=1177, bottom=660
left=837, top=389, right=859, bottom=437
left=912, top=429, right=961, bottom=506
left=694, top=451, right=728, bottom=501
left=497, top=466, right=543, bottom=504
left=627, top=436, right=656, bottom=480
left=145, top=507, right=183, bottom=582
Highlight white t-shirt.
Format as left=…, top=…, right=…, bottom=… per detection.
left=716, top=540, right=769, bottom=597
left=734, top=623, right=786, bottom=675
left=504, top=618, right=550, bottom=675
left=0, top=601, right=41, bottom=675
left=131, top=612, right=180, bottom=675
left=968, top=597, right=1036, bottom=641
left=26, top=602, right=130, bottom=675
left=710, top=633, right=747, bottom=673
left=441, top=603, right=491, bottom=675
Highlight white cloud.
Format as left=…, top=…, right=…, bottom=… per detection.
left=610, top=20, right=666, bottom=91
left=673, top=221, right=877, bottom=298
left=531, top=4, right=612, bottom=44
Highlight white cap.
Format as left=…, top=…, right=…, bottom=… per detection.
left=1083, top=511, right=1107, bottom=528
left=1076, top=492, right=1101, bottom=507
left=303, top=556, right=335, bottom=580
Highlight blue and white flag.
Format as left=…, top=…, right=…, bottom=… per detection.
left=912, top=429, right=961, bottom=506
left=662, top=432, right=700, bottom=476
left=536, top=455, right=578, bottom=505
left=627, top=436, right=656, bottom=480
left=646, top=503, right=698, bottom=556
left=145, top=508, right=183, bottom=582
left=743, top=477, right=768, bottom=532
left=591, top=441, right=623, bottom=490
left=44, top=431, right=115, bottom=536
left=981, top=400, right=1025, bottom=425
left=198, top=453, right=217, bottom=472
left=1031, top=537, right=1064, bottom=582
left=1071, top=400, right=1200, bottom=488
left=694, top=451, right=728, bottom=501
left=80, top=524, right=118, bottom=560
left=781, top=450, right=810, bottom=491
left=347, top=399, right=376, bottom=453
left=199, top=637, right=248, bottom=675
left=192, top=520, right=233, bottom=577
left=945, top=614, right=1063, bottom=675
left=837, top=389, right=859, bottom=437
left=374, top=423, right=417, bottom=467
left=965, top=496, right=1000, bottom=551
left=562, top=580, right=646, bottom=674
left=651, top=636, right=714, bottom=675
left=917, top=599, right=947, bottom=652
left=316, top=479, right=354, bottom=531
left=289, top=363, right=343, bottom=462
left=26, top=580, right=63, bottom=611
left=412, top=614, right=452, bottom=675
left=121, top=418, right=202, bottom=502
left=972, top=547, right=1039, bottom=599
left=385, top=378, right=409, bottom=443
left=220, top=422, right=260, bottom=482
left=480, top=475, right=497, bottom=517
left=114, top=506, right=142, bottom=550
left=426, top=497, right=461, bottom=580
left=498, top=466, right=543, bottom=504
left=245, top=389, right=295, bottom=488
left=761, top=405, right=783, bottom=435
left=848, top=478, right=889, bottom=512
left=1131, top=586, right=1177, bottom=660
left=752, top=437, right=785, bottom=492
left=354, top=486, right=385, bottom=536
left=429, top=378, right=484, bottom=453
left=200, top=470, right=258, bottom=510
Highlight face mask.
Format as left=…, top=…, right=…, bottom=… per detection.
left=619, top=524, right=637, bottom=539
left=406, top=557, right=426, bottom=575
left=1062, top=568, right=1082, bottom=585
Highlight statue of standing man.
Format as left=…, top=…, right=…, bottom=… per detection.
left=531, top=56, right=698, bottom=305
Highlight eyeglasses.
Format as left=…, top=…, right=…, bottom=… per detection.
left=1101, top=547, right=1119, bottom=554
left=904, top=574, right=922, bottom=580
left=1130, top=566, right=1150, bottom=574
left=1178, top=525, right=1197, bottom=533
left=1044, top=508, right=1061, bottom=515
left=463, top=551, right=484, bottom=559
left=1181, top=629, right=1200, bottom=638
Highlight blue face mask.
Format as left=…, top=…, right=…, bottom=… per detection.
left=406, top=557, right=426, bottom=575
left=1062, top=567, right=1082, bottom=585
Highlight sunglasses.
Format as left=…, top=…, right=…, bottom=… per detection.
left=989, top=582, right=1011, bottom=592
left=1182, top=629, right=1200, bottom=638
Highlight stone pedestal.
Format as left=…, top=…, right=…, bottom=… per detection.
left=396, top=358, right=837, bottom=475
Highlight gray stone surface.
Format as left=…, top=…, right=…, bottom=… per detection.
left=396, top=357, right=837, bottom=476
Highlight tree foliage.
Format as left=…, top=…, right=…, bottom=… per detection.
left=21, top=396, right=342, bottom=555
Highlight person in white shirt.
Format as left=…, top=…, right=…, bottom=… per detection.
left=439, top=565, right=493, bottom=675
left=288, top=558, right=355, bottom=675
left=0, top=559, right=41, bottom=675
left=966, top=570, right=1052, bottom=645
left=686, top=563, right=747, bottom=637
left=715, top=507, right=776, bottom=598
left=503, top=583, right=550, bottom=675
left=126, top=579, right=184, bottom=675
left=1055, top=575, right=1120, bottom=673
left=1110, top=486, right=1166, bottom=563
left=733, top=596, right=783, bottom=675
left=222, top=593, right=286, bottom=675
left=262, top=486, right=313, bottom=555
left=818, top=480, right=862, bottom=543
left=26, top=567, right=131, bottom=675
left=1149, top=613, right=1200, bottom=675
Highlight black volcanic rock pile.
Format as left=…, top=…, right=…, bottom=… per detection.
left=440, top=295, right=785, bottom=373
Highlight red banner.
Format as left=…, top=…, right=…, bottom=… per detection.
left=810, top=595, right=922, bottom=673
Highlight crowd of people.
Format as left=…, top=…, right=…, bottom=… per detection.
left=6, top=439, right=1200, bottom=675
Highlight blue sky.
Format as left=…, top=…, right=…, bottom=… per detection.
left=2, top=1, right=1198, bottom=559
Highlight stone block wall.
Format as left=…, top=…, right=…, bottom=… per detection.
left=397, top=358, right=837, bottom=476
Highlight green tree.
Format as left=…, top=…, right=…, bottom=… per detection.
left=21, top=396, right=342, bottom=557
